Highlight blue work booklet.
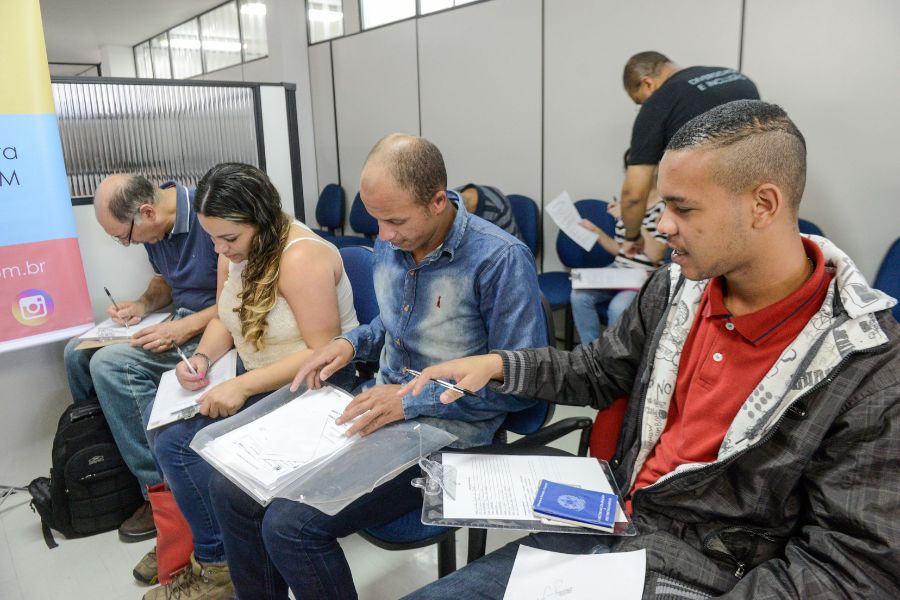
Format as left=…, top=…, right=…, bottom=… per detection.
left=532, top=479, right=618, bottom=532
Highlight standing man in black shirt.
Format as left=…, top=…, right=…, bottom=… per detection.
left=618, top=51, right=759, bottom=255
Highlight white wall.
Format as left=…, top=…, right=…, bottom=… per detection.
left=308, top=0, right=897, bottom=279
left=332, top=20, right=420, bottom=203
left=742, top=0, right=900, bottom=278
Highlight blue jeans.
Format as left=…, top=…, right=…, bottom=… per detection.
left=210, top=464, right=423, bottom=599
left=401, top=532, right=611, bottom=600
left=570, top=289, right=638, bottom=344
left=148, top=364, right=356, bottom=564
left=62, top=308, right=200, bottom=492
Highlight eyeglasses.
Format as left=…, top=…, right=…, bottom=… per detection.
left=112, top=219, right=135, bottom=246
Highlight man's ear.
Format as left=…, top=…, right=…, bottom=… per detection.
left=430, top=190, right=448, bottom=214
left=138, top=203, right=156, bottom=223
left=749, top=183, right=784, bottom=229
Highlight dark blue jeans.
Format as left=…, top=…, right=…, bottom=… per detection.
left=401, top=532, right=612, bottom=599
left=210, top=464, right=423, bottom=599
left=146, top=364, right=355, bottom=563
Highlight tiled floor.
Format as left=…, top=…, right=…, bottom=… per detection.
left=0, top=404, right=593, bottom=599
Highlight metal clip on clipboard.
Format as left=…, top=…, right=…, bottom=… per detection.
left=175, top=404, right=201, bottom=420
left=410, top=424, right=456, bottom=500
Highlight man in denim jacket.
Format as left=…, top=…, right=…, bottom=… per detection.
left=209, top=133, right=547, bottom=599
left=403, top=102, right=899, bottom=599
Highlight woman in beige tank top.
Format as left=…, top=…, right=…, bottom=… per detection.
left=143, top=163, right=357, bottom=597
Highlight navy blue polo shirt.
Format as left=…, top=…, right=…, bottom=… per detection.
left=144, top=182, right=217, bottom=312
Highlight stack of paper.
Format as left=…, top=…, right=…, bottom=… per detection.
left=202, top=386, right=354, bottom=490
left=147, top=350, right=239, bottom=430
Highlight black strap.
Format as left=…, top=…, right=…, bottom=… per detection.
left=41, top=519, right=59, bottom=549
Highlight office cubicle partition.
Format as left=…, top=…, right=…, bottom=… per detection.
left=49, top=77, right=303, bottom=220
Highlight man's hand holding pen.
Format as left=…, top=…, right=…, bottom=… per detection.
left=105, top=299, right=147, bottom=326
left=397, top=354, right=505, bottom=404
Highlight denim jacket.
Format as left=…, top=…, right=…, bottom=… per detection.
left=342, top=193, right=547, bottom=448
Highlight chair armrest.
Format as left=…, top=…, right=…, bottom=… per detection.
left=507, top=416, right=593, bottom=455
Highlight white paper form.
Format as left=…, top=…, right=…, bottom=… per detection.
left=201, top=386, right=354, bottom=489
left=78, top=311, right=172, bottom=340
left=147, top=350, right=238, bottom=429
left=570, top=268, right=648, bottom=291
left=544, top=191, right=599, bottom=252
left=503, top=546, right=646, bottom=600
left=441, top=454, right=626, bottom=525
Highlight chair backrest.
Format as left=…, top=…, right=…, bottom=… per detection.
left=508, top=194, right=540, bottom=257
left=556, top=199, right=617, bottom=268
left=339, top=246, right=379, bottom=325
left=349, top=192, right=379, bottom=237
left=874, top=237, right=900, bottom=322
left=498, top=294, right=556, bottom=436
left=315, top=184, right=345, bottom=231
left=798, top=218, right=824, bottom=236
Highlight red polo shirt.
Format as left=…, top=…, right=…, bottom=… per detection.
left=628, top=238, right=831, bottom=507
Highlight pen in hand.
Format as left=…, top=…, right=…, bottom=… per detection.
left=403, top=368, right=478, bottom=397
left=103, top=286, right=130, bottom=331
left=173, top=343, right=199, bottom=377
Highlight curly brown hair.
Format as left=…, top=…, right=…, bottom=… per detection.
left=195, top=163, right=291, bottom=351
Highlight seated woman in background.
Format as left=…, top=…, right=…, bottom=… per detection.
left=571, top=188, right=667, bottom=345
left=141, top=162, right=359, bottom=600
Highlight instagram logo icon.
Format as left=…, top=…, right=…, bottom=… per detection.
left=12, top=288, right=55, bottom=326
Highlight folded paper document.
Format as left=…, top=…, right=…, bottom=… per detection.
left=190, top=384, right=457, bottom=513
left=147, top=350, right=238, bottom=430
left=570, top=268, right=648, bottom=290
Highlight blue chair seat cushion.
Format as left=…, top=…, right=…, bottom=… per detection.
left=538, top=271, right=572, bottom=308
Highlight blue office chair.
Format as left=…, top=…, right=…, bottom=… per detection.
left=538, top=199, right=617, bottom=348
left=874, top=237, right=900, bottom=322
left=798, top=218, right=824, bottom=236
left=345, top=192, right=378, bottom=247
left=310, top=183, right=345, bottom=241
left=358, top=294, right=591, bottom=577
left=339, top=246, right=379, bottom=382
left=508, top=194, right=540, bottom=257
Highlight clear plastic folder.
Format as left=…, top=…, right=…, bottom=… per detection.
left=190, top=383, right=456, bottom=515
left=418, top=452, right=636, bottom=536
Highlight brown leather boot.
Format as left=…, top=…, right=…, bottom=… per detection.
left=118, top=501, right=157, bottom=542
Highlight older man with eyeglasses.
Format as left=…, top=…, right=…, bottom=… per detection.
left=62, top=174, right=218, bottom=582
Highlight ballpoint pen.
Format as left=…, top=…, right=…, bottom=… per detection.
left=173, top=342, right=199, bottom=376
left=403, top=367, right=478, bottom=397
left=103, top=286, right=130, bottom=332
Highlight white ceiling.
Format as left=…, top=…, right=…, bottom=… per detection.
left=40, top=0, right=227, bottom=63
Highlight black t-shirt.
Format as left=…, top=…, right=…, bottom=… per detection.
left=628, top=66, right=760, bottom=165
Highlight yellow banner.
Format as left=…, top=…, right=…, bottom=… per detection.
left=0, top=0, right=54, bottom=115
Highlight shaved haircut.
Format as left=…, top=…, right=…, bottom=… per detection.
left=666, top=100, right=807, bottom=212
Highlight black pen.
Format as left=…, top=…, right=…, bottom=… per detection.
left=103, top=286, right=130, bottom=331
left=403, top=368, right=478, bottom=397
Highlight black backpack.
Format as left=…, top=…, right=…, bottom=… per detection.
left=28, top=401, right=144, bottom=548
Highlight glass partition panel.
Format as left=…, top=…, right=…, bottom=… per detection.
left=201, top=1, right=243, bottom=72
left=149, top=33, right=172, bottom=78
left=51, top=81, right=260, bottom=198
left=361, top=0, right=415, bottom=29
left=239, top=0, right=269, bottom=60
left=169, top=19, right=203, bottom=79
left=134, top=42, right=153, bottom=78
left=308, top=0, right=344, bottom=43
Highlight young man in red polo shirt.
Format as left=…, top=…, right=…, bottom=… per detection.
left=401, top=100, right=899, bottom=599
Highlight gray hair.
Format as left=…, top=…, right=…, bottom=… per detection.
left=623, top=51, right=672, bottom=92
left=107, top=175, right=159, bottom=221
left=666, top=100, right=807, bottom=212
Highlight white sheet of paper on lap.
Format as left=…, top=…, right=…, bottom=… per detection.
left=570, top=267, right=648, bottom=290
left=78, top=311, right=172, bottom=341
left=201, top=386, right=354, bottom=489
left=503, top=546, right=646, bottom=600
left=545, top=191, right=598, bottom=252
left=147, top=350, right=238, bottom=430
left=440, top=454, right=626, bottom=525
